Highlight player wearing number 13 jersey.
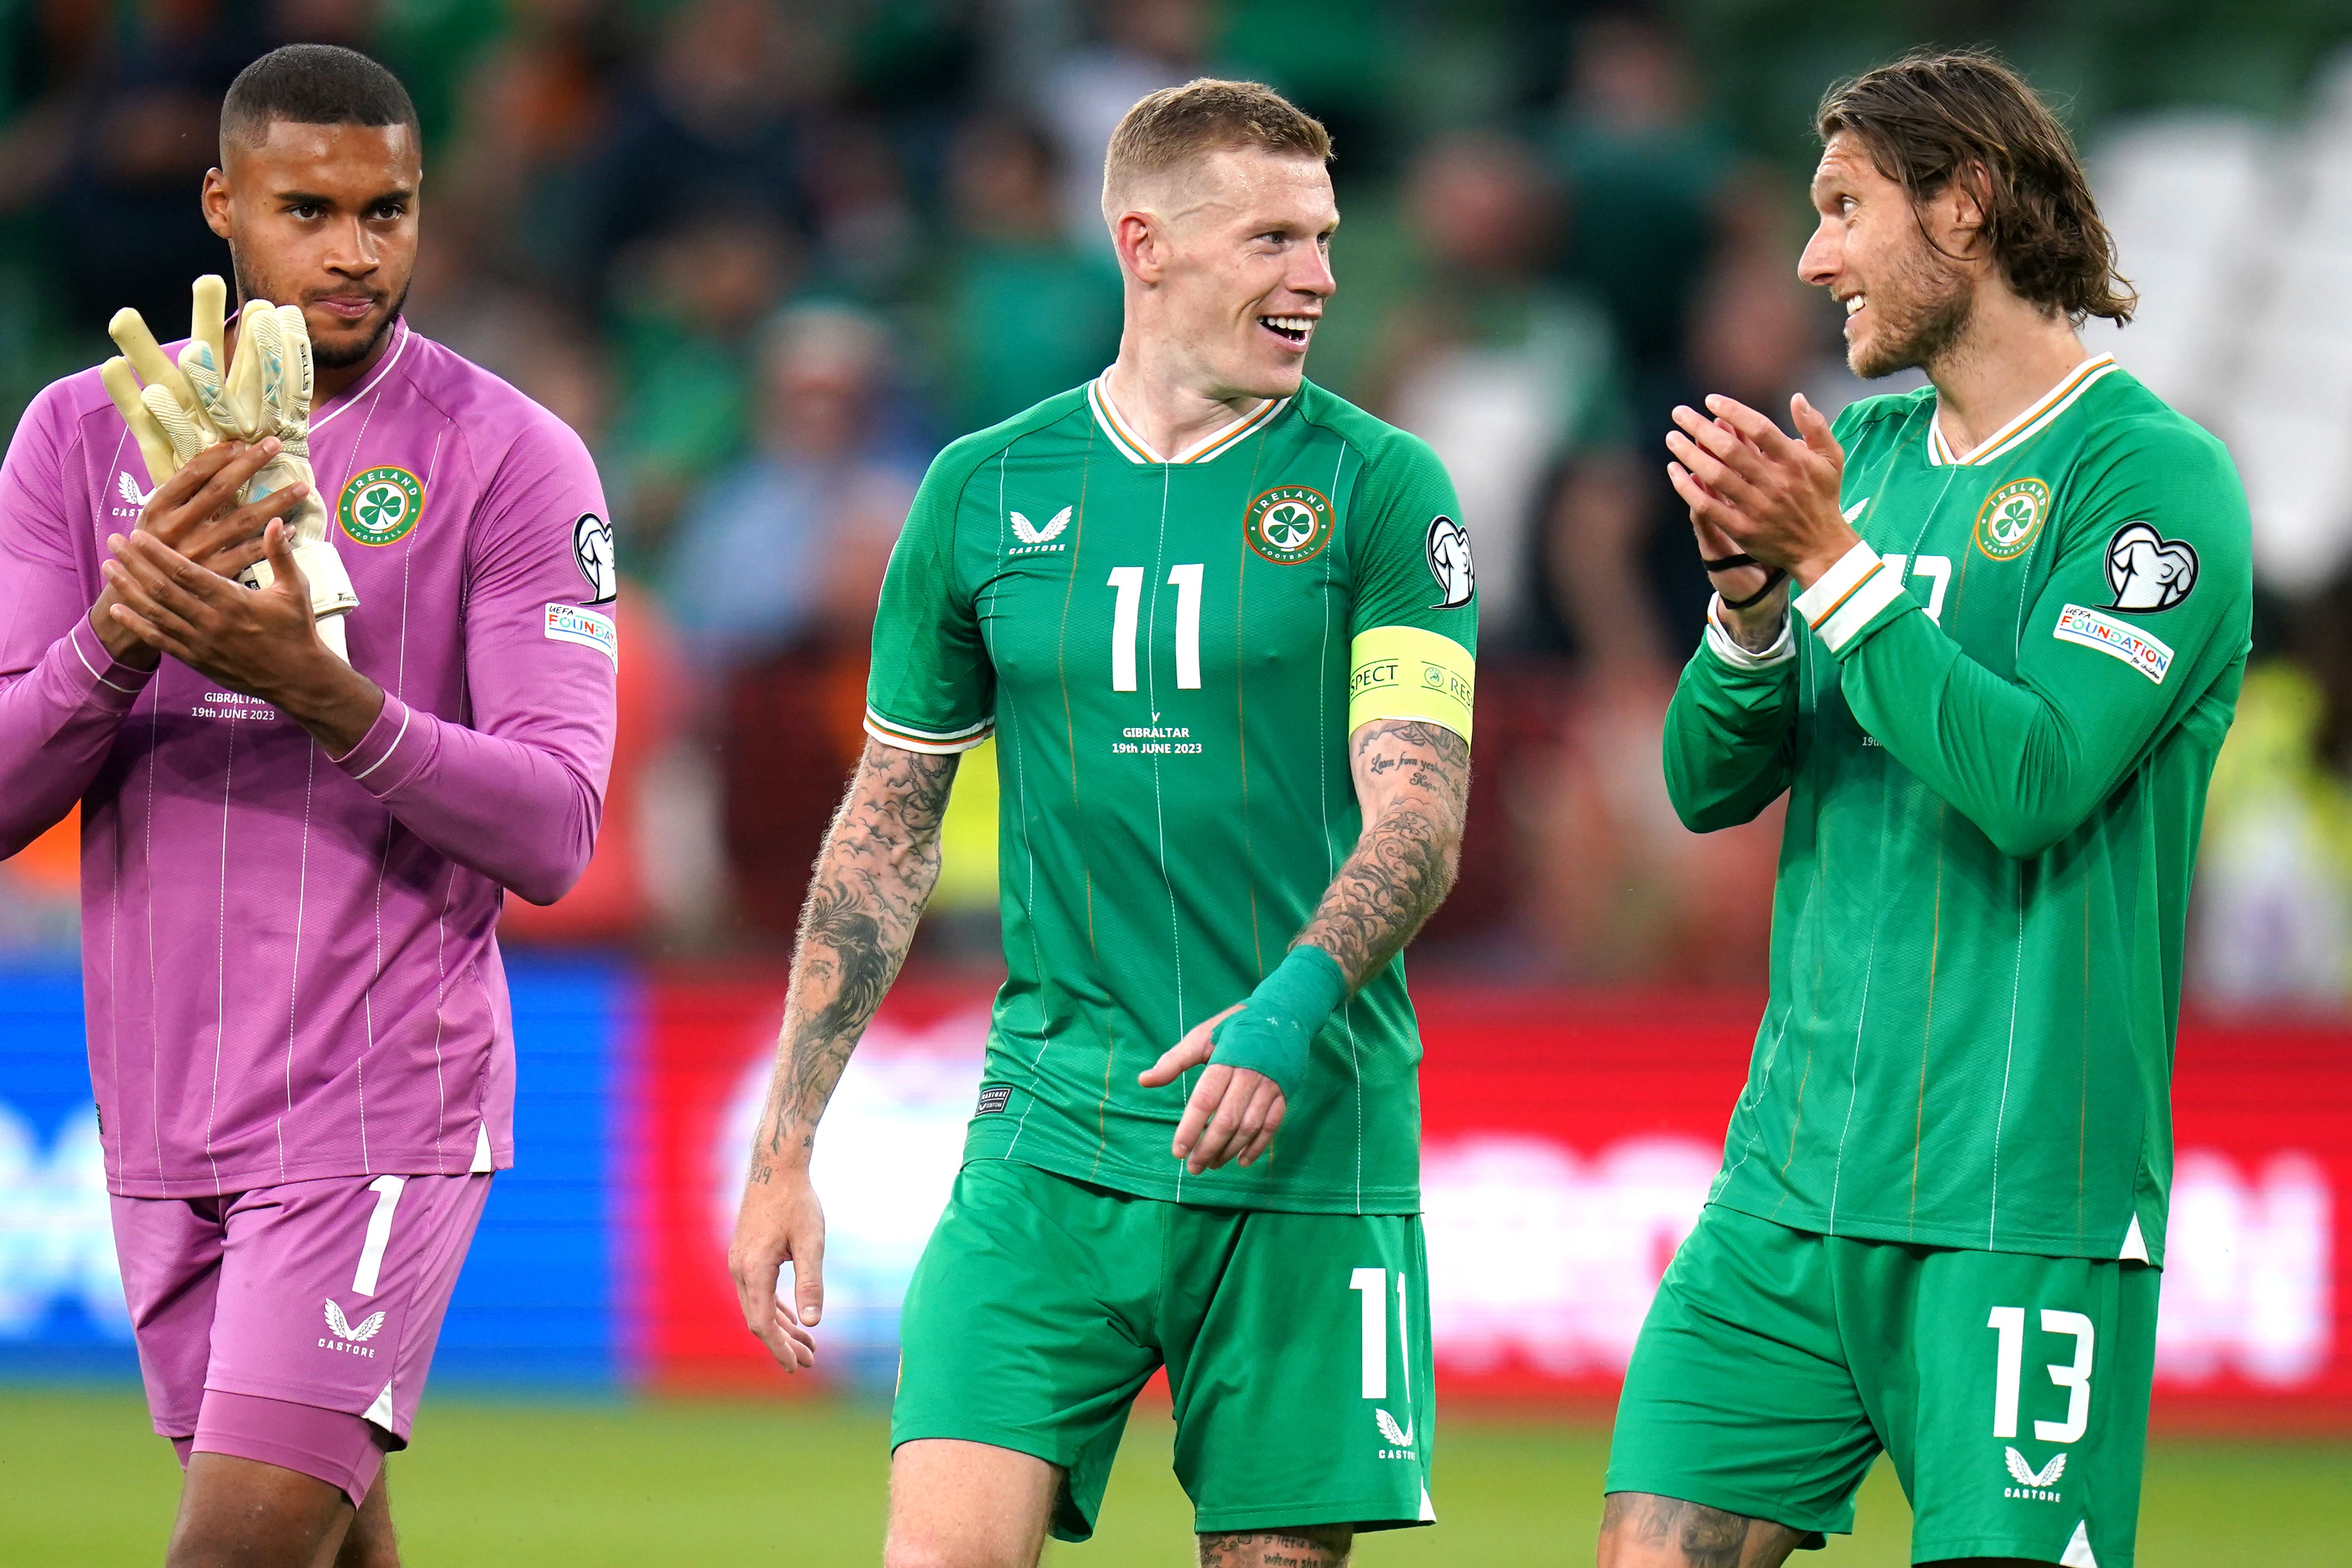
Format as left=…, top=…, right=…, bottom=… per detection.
left=730, top=82, right=1473, bottom=1568
left=1602, top=56, right=2250, bottom=1568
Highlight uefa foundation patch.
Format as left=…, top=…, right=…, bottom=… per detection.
left=2053, top=603, right=2172, bottom=684
left=339, top=466, right=424, bottom=546
left=545, top=601, right=618, bottom=662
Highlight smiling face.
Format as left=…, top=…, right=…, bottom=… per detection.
left=1120, top=146, right=1338, bottom=400
left=203, top=119, right=420, bottom=375
left=1800, top=130, right=1974, bottom=380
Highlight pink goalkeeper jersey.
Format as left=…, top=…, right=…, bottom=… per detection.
left=0, top=320, right=618, bottom=1198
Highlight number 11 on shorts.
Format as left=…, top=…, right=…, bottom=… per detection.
left=1350, top=1267, right=1411, bottom=1401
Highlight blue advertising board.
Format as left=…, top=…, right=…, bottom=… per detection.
left=0, top=956, right=630, bottom=1387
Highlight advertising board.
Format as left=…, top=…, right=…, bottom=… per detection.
left=1, top=964, right=2337, bottom=1422
left=631, top=979, right=2347, bottom=1423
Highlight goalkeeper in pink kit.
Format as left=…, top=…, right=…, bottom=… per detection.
left=0, top=46, right=615, bottom=1568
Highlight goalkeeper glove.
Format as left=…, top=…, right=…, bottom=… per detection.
left=100, top=274, right=228, bottom=487
left=100, top=278, right=360, bottom=662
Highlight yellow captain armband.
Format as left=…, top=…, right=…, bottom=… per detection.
left=1347, top=625, right=1475, bottom=743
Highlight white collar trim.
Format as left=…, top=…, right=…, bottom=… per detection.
left=1927, top=353, right=2116, bottom=467
left=310, top=319, right=413, bottom=433
left=1087, top=375, right=1288, bottom=465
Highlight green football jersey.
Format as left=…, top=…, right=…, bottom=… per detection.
left=867, top=377, right=1477, bottom=1215
left=1664, top=356, right=2251, bottom=1263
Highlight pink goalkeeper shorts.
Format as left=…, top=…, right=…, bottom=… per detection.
left=112, top=1171, right=491, bottom=1505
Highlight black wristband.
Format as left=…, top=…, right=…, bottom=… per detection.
left=1700, top=551, right=1759, bottom=572
left=1719, top=567, right=1788, bottom=612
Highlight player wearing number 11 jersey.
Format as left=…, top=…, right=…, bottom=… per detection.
left=730, top=80, right=1474, bottom=1568
left=1601, top=55, right=2251, bottom=1568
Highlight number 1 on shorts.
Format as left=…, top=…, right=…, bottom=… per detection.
left=353, top=1174, right=406, bottom=1297
left=1351, top=1267, right=1386, bottom=1399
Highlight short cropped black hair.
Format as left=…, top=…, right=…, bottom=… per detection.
left=219, top=44, right=419, bottom=157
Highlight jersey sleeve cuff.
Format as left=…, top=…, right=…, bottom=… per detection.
left=61, top=615, right=157, bottom=710
left=332, top=692, right=432, bottom=795
left=863, top=708, right=994, bottom=755
left=1793, top=541, right=1910, bottom=655
left=1703, top=595, right=1795, bottom=669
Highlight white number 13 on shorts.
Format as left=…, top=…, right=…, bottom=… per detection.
left=1988, top=1304, right=2094, bottom=1443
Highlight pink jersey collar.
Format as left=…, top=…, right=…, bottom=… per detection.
left=310, top=318, right=414, bottom=432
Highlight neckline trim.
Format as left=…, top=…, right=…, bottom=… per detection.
left=310, top=319, right=413, bottom=433
left=1086, top=375, right=1289, bottom=465
left=1927, top=353, right=2116, bottom=467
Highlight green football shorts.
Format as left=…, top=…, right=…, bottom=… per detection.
left=1608, top=1203, right=2159, bottom=1566
left=892, top=1158, right=1436, bottom=1542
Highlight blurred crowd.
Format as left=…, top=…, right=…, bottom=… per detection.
left=2, top=0, right=2351, bottom=1001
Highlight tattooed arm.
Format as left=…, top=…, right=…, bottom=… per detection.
left=1597, top=1493, right=1808, bottom=1567
left=1140, top=718, right=1471, bottom=1172
left=1300, top=718, right=1473, bottom=985
left=727, top=737, right=959, bottom=1372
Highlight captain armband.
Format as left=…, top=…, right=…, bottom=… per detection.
left=1347, top=625, right=1475, bottom=743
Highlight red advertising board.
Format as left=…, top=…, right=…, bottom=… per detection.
left=630, top=975, right=2348, bottom=1426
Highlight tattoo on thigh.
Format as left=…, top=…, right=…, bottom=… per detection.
left=1198, top=1526, right=1352, bottom=1567
left=1601, top=1493, right=1792, bottom=1568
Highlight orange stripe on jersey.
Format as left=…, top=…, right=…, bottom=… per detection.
left=864, top=712, right=992, bottom=752
left=1086, top=377, right=1288, bottom=465
left=1805, top=561, right=1886, bottom=631
left=1929, top=354, right=2117, bottom=466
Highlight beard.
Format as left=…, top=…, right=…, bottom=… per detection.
left=230, top=260, right=410, bottom=370
left=1851, top=230, right=1972, bottom=380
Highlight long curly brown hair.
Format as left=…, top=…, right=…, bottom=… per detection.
left=1819, top=49, right=2136, bottom=327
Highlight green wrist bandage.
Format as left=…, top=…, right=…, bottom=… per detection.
left=1207, top=944, right=1350, bottom=1100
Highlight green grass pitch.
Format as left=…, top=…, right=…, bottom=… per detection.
left=0, top=1390, right=2344, bottom=1565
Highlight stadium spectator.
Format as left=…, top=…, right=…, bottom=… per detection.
left=663, top=302, right=921, bottom=665
left=574, top=0, right=826, bottom=297
left=37, top=0, right=255, bottom=335
left=801, top=115, right=924, bottom=302
left=664, top=304, right=921, bottom=941
left=1373, top=130, right=1631, bottom=650
left=606, top=207, right=802, bottom=565
left=1614, top=247, right=1835, bottom=670
left=430, top=0, right=621, bottom=281
left=1037, top=0, right=1222, bottom=238
left=1544, top=11, right=1739, bottom=401
left=929, top=112, right=1123, bottom=433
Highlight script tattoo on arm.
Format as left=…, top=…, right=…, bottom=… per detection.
left=1198, top=1527, right=1353, bottom=1567
left=747, top=738, right=958, bottom=1183
left=1296, top=718, right=1471, bottom=987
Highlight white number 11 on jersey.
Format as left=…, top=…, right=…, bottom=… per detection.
left=1108, top=565, right=1203, bottom=693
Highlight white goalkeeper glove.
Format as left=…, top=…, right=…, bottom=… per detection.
left=100, top=277, right=359, bottom=662
left=100, top=274, right=226, bottom=485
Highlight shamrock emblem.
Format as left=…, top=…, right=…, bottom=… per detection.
left=1262, top=503, right=1317, bottom=550
left=338, top=466, right=424, bottom=546
left=1991, top=496, right=2034, bottom=542
left=358, top=484, right=406, bottom=533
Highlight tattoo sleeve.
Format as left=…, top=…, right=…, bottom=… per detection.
left=1598, top=1491, right=1803, bottom=1568
left=747, top=737, right=958, bottom=1180
left=1295, top=718, right=1471, bottom=988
